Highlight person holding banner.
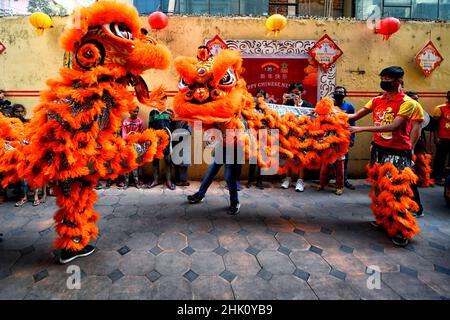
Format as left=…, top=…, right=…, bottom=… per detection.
left=280, top=83, right=313, bottom=192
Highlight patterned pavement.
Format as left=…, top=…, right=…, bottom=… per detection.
left=0, top=180, right=449, bottom=300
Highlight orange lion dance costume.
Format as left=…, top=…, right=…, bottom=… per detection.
left=0, top=1, right=171, bottom=263
left=173, top=47, right=350, bottom=172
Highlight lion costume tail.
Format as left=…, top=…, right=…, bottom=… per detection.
left=367, top=162, right=420, bottom=239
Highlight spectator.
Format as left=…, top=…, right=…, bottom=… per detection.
left=432, top=90, right=450, bottom=186
left=172, top=119, right=192, bottom=187
left=0, top=89, right=12, bottom=116
left=281, top=83, right=314, bottom=192
left=120, top=105, right=144, bottom=189
left=148, top=95, right=175, bottom=190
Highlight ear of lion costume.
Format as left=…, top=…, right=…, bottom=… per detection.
left=173, top=48, right=350, bottom=171
left=0, top=1, right=171, bottom=253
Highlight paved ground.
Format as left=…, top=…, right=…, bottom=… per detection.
left=0, top=179, right=449, bottom=300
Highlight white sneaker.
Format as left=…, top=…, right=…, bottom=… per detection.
left=295, top=179, right=305, bottom=192
left=281, top=177, right=291, bottom=189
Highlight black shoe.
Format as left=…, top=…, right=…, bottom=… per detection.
left=187, top=193, right=204, bottom=204
left=246, top=182, right=252, bottom=188
left=391, top=234, right=409, bottom=247
left=228, top=202, right=241, bottom=215
left=370, top=221, right=381, bottom=229
left=412, top=211, right=425, bottom=218
left=59, top=245, right=96, bottom=264
left=344, top=181, right=355, bottom=190
left=256, top=182, right=264, bottom=190
left=95, top=183, right=103, bottom=190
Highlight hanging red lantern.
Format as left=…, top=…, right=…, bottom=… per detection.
left=375, top=17, right=401, bottom=41
left=148, top=11, right=168, bottom=30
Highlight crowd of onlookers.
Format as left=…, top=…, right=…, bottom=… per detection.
left=1, top=85, right=449, bottom=208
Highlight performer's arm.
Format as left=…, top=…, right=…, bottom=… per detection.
left=347, top=107, right=371, bottom=122
left=349, top=116, right=407, bottom=134
left=410, top=121, right=422, bottom=149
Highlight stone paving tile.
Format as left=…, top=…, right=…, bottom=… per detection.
left=218, top=234, right=250, bottom=251
left=0, top=273, right=34, bottom=299
left=307, top=274, right=360, bottom=300
left=223, top=252, right=261, bottom=276
left=345, top=274, right=402, bottom=300
left=76, top=250, right=121, bottom=276
left=246, top=233, right=279, bottom=251
left=157, top=232, right=187, bottom=251
left=188, top=232, right=219, bottom=251
left=155, top=252, right=191, bottom=276
left=270, top=275, right=318, bottom=300
left=275, top=232, right=310, bottom=251
left=289, top=250, right=331, bottom=275
left=304, top=232, right=342, bottom=251
left=213, top=218, right=241, bottom=234
left=191, top=252, right=225, bottom=275
left=418, top=270, right=450, bottom=298
left=188, top=218, right=213, bottom=233
left=232, top=276, right=276, bottom=300
left=192, top=276, right=234, bottom=300
left=322, top=248, right=367, bottom=276
left=125, top=232, right=158, bottom=251
left=72, top=276, right=112, bottom=300
left=109, top=276, right=153, bottom=299
left=119, top=251, right=156, bottom=276
left=381, top=272, right=443, bottom=300
left=95, top=231, right=130, bottom=251
left=152, top=276, right=193, bottom=300
left=256, top=251, right=296, bottom=275
left=353, top=248, right=400, bottom=273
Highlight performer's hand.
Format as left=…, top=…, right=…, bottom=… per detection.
left=349, top=140, right=354, bottom=147
left=348, top=126, right=363, bottom=134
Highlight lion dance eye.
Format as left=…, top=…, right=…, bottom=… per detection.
left=219, top=68, right=236, bottom=86
left=107, top=22, right=133, bottom=40
left=178, top=78, right=190, bottom=91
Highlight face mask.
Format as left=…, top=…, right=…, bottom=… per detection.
left=447, top=96, right=450, bottom=102
left=333, top=93, right=345, bottom=100
left=380, top=81, right=394, bottom=91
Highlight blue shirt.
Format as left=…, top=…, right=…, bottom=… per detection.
left=336, top=100, right=355, bottom=142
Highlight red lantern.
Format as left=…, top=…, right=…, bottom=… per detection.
left=148, top=11, right=168, bottom=30
left=375, top=17, right=401, bottom=41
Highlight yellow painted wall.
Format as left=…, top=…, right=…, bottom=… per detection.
left=1, top=15, right=449, bottom=179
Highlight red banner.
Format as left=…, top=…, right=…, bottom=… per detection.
left=242, top=57, right=318, bottom=104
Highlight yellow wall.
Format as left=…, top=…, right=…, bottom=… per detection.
left=1, top=15, right=449, bottom=179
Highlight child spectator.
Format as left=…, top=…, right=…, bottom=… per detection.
left=120, top=105, right=144, bottom=189
left=148, top=95, right=175, bottom=190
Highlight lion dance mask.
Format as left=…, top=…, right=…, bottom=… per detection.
left=0, top=1, right=171, bottom=255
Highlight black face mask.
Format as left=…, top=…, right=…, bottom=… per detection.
left=380, top=81, right=394, bottom=91
left=333, top=93, right=345, bottom=101
left=447, top=96, right=450, bottom=102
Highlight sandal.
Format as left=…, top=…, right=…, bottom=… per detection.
left=40, top=197, right=46, bottom=203
left=15, top=199, right=27, bottom=207
left=32, top=200, right=40, bottom=206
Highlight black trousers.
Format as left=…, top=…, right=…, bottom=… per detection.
left=433, top=139, right=450, bottom=180
left=175, top=165, right=189, bottom=182
left=248, top=164, right=262, bottom=185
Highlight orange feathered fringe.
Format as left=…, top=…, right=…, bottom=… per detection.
left=412, top=153, right=435, bottom=187
left=173, top=49, right=350, bottom=172
left=367, top=162, right=420, bottom=239
left=0, top=1, right=171, bottom=252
